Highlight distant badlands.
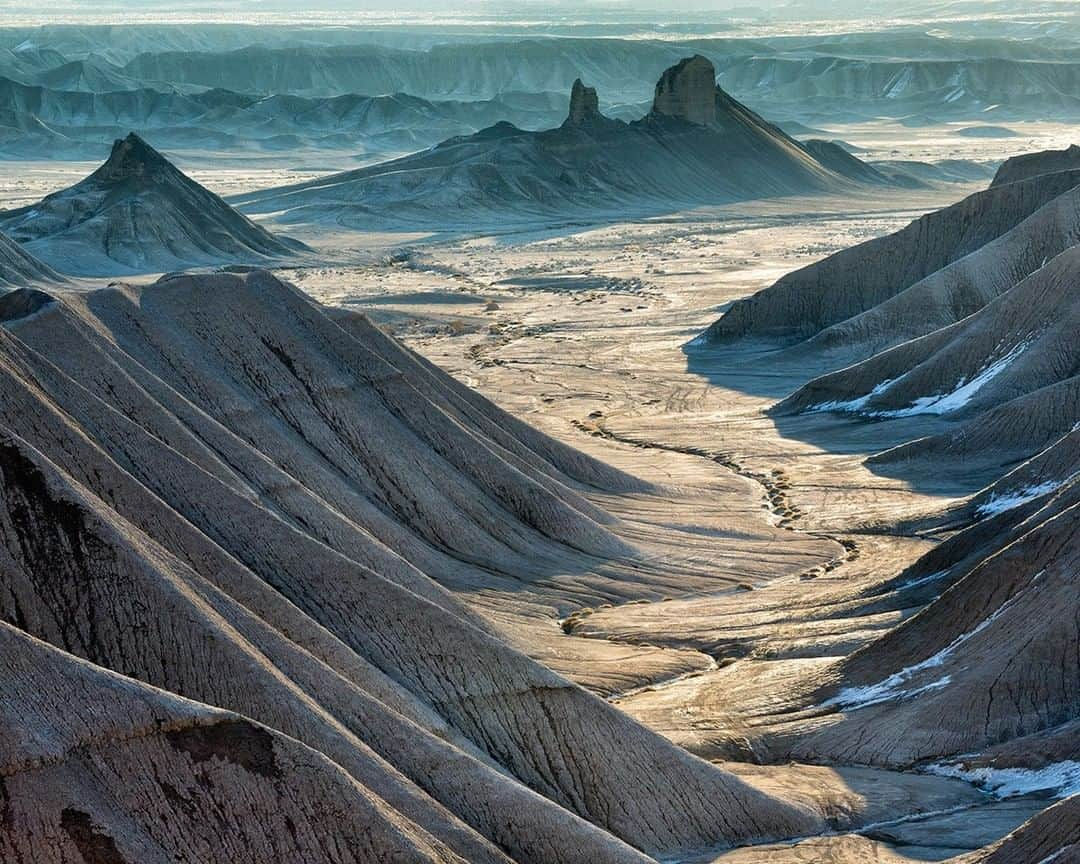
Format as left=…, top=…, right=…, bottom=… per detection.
left=0, top=44, right=1077, bottom=864
left=0, top=27, right=1078, bottom=161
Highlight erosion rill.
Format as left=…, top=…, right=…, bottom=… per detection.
left=0, top=12, right=1078, bottom=864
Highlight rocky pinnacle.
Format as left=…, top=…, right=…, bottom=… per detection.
left=566, top=78, right=601, bottom=125
left=651, top=54, right=718, bottom=126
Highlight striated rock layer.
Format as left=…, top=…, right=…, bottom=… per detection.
left=0, top=132, right=305, bottom=276
left=0, top=269, right=823, bottom=863
left=960, top=796, right=1080, bottom=863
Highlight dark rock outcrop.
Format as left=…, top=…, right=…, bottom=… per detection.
left=565, top=78, right=601, bottom=125
left=651, top=54, right=717, bottom=126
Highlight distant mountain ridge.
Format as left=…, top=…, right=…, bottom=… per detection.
left=233, top=55, right=879, bottom=231
left=0, top=30, right=1074, bottom=136
left=0, top=74, right=570, bottom=159
left=115, top=39, right=1080, bottom=123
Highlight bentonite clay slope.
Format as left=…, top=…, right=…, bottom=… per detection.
left=232, top=57, right=859, bottom=230
left=0, top=229, right=64, bottom=286
left=699, top=165, right=1080, bottom=346
left=776, top=242, right=1080, bottom=422
left=0, top=132, right=305, bottom=276
left=0, top=270, right=823, bottom=862
left=868, top=372, right=1080, bottom=478
left=991, top=143, right=1080, bottom=187
left=786, top=474, right=1080, bottom=768
left=781, top=178, right=1080, bottom=362
left=0, top=624, right=470, bottom=864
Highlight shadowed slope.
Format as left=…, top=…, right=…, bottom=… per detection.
left=673, top=151, right=1080, bottom=796
left=700, top=166, right=1080, bottom=346
left=777, top=243, right=1080, bottom=426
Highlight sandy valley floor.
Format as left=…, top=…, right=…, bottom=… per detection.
left=283, top=182, right=1058, bottom=861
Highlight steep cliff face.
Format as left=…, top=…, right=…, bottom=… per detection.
left=650, top=54, right=717, bottom=126
left=565, top=78, right=601, bottom=125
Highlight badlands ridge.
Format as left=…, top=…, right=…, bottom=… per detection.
left=0, top=49, right=1076, bottom=864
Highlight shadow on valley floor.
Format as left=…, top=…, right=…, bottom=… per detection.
left=684, top=343, right=993, bottom=498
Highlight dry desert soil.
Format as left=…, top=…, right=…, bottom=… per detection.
left=287, top=184, right=1065, bottom=862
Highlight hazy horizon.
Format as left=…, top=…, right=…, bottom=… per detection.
left=1, top=0, right=1076, bottom=29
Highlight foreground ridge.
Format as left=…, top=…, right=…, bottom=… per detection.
left=0, top=269, right=827, bottom=863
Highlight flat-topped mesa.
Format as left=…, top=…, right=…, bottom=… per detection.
left=565, top=78, right=602, bottom=126
left=651, top=55, right=717, bottom=127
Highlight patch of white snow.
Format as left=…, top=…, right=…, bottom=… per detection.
left=883, top=341, right=1029, bottom=417
left=827, top=574, right=1041, bottom=711
left=976, top=480, right=1065, bottom=517
left=812, top=341, right=1030, bottom=418
left=807, top=377, right=896, bottom=414
left=927, top=760, right=1080, bottom=800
